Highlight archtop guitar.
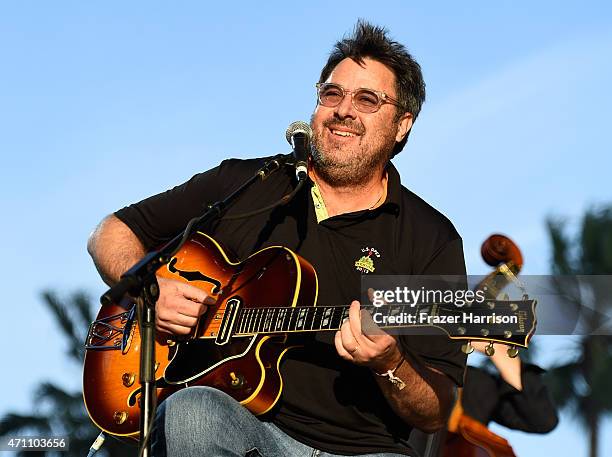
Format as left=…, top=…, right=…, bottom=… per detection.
left=82, top=232, right=536, bottom=440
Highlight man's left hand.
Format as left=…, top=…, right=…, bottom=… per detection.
left=334, top=300, right=403, bottom=373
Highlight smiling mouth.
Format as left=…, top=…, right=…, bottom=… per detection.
left=330, top=129, right=359, bottom=138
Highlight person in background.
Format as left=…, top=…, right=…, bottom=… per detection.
left=461, top=341, right=558, bottom=433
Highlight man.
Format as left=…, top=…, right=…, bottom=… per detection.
left=88, top=21, right=467, bottom=456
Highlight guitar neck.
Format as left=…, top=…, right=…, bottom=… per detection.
left=229, top=298, right=536, bottom=348
left=232, top=303, right=436, bottom=336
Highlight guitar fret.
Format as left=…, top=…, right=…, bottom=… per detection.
left=319, top=307, right=330, bottom=329
left=262, top=309, right=269, bottom=332
left=278, top=308, right=287, bottom=332
left=295, top=307, right=303, bottom=331
left=284, top=308, right=292, bottom=331
left=250, top=309, right=259, bottom=333
left=296, top=308, right=307, bottom=330
left=250, top=309, right=256, bottom=333
left=303, top=309, right=311, bottom=330
left=245, top=309, right=254, bottom=333
left=323, top=307, right=333, bottom=329
left=305, top=307, right=314, bottom=330
left=237, top=309, right=246, bottom=334
left=304, top=307, right=315, bottom=330
left=261, top=308, right=268, bottom=333
left=329, top=307, right=344, bottom=330
left=293, top=309, right=300, bottom=331
left=310, top=307, right=320, bottom=330
left=320, top=307, right=329, bottom=329
left=288, top=307, right=298, bottom=331
left=269, top=308, right=279, bottom=333
left=257, top=308, right=266, bottom=333
left=258, top=309, right=265, bottom=333
left=242, top=309, right=249, bottom=333
left=242, top=308, right=250, bottom=334
left=341, top=307, right=349, bottom=323
left=245, top=308, right=253, bottom=333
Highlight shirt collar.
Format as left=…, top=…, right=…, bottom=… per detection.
left=309, top=161, right=401, bottom=223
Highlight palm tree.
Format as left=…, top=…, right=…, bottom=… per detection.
left=545, top=206, right=612, bottom=457
left=0, top=291, right=134, bottom=456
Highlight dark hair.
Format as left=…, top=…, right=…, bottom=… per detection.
left=318, top=20, right=426, bottom=156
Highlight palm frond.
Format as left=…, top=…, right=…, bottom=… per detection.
left=0, top=290, right=136, bottom=456
left=546, top=216, right=574, bottom=275
left=72, top=291, right=95, bottom=333
left=545, top=361, right=581, bottom=409
left=0, top=413, right=51, bottom=435
left=580, top=206, right=612, bottom=275
left=41, top=291, right=84, bottom=361
left=34, top=381, right=80, bottom=406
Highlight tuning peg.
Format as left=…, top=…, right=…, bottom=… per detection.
left=485, top=342, right=495, bottom=356
left=507, top=346, right=519, bottom=358
left=461, top=342, right=475, bottom=354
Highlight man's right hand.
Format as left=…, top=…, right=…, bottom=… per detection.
left=155, top=277, right=214, bottom=336
left=87, top=215, right=214, bottom=336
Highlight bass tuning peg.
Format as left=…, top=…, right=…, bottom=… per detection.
left=485, top=342, right=495, bottom=356
left=507, top=346, right=519, bottom=358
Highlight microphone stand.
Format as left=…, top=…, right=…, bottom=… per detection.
left=99, top=153, right=298, bottom=457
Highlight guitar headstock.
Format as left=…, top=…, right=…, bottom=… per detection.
left=434, top=298, right=537, bottom=356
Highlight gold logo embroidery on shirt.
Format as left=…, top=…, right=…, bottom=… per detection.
left=354, top=247, right=380, bottom=274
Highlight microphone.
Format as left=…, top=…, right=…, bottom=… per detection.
left=285, top=121, right=312, bottom=181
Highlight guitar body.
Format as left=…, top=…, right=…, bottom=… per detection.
left=83, top=232, right=317, bottom=439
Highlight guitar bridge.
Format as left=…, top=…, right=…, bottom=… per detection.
left=85, top=305, right=135, bottom=352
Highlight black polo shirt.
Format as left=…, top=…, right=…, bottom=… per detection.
left=115, top=157, right=467, bottom=456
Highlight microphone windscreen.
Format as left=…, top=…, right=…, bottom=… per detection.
left=285, top=121, right=312, bottom=144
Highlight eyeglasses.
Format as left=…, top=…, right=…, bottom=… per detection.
left=316, top=82, right=404, bottom=113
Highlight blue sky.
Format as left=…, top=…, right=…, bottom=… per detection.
left=1, top=1, right=611, bottom=456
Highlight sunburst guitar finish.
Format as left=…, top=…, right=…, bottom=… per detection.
left=83, top=232, right=317, bottom=439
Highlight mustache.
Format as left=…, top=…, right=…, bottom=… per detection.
left=322, top=119, right=364, bottom=135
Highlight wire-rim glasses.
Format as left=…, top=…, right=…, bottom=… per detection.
left=316, top=82, right=404, bottom=113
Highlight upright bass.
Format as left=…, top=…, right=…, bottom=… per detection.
left=442, top=233, right=525, bottom=457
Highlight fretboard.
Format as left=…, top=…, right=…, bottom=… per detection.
left=233, top=304, right=436, bottom=336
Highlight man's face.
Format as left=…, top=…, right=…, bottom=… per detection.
left=311, top=57, right=412, bottom=187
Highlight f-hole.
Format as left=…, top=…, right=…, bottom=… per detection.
left=168, top=257, right=222, bottom=293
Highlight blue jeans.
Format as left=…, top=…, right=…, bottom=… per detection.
left=152, top=386, right=407, bottom=457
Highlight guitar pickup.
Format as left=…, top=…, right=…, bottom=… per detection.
left=215, top=298, right=241, bottom=346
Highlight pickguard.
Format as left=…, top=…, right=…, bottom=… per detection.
left=164, top=335, right=256, bottom=384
